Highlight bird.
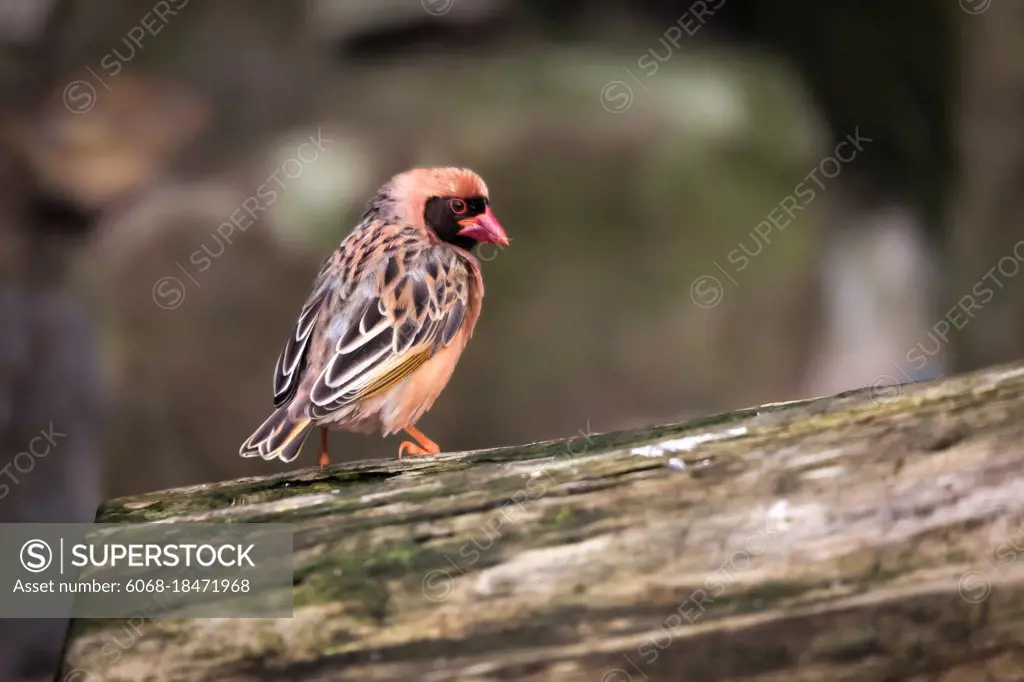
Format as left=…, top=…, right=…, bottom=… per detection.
left=239, top=167, right=509, bottom=467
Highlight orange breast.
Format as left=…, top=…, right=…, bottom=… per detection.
left=381, top=254, right=483, bottom=434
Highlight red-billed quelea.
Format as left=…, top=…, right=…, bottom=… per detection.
left=240, top=167, right=509, bottom=466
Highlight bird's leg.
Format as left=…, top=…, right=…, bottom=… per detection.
left=405, top=426, right=440, bottom=452
left=397, top=426, right=440, bottom=459
left=318, top=428, right=330, bottom=468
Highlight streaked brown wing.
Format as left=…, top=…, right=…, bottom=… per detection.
left=307, top=245, right=469, bottom=419
left=272, top=255, right=337, bottom=407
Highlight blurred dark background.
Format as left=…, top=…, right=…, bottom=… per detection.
left=1, top=0, right=1022, bottom=679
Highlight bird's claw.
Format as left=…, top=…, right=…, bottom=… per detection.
left=398, top=441, right=431, bottom=458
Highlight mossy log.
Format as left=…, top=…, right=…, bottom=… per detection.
left=59, top=362, right=1024, bottom=681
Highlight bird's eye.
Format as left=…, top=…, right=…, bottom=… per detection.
left=449, top=198, right=467, bottom=215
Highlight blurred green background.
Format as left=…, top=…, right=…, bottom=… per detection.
left=3, top=0, right=1015, bottom=498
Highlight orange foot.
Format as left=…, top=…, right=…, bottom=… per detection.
left=318, top=428, right=331, bottom=468
left=398, top=425, right=441, bottom=459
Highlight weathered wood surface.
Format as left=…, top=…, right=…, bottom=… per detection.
left=59, top=362, right=1024, bottom=681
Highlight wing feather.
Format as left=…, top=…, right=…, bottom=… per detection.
left=307, top=247, right=470, bottom=419
left=272, top=256, right=336, bottom=407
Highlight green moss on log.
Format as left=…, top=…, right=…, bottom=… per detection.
left=60, top=362, right=1024, bottom=681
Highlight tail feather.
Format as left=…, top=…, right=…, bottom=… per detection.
left=239, top=407, right=313, bottom=463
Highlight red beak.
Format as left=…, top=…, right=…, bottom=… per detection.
left=458, top=206, right=509, bottom=246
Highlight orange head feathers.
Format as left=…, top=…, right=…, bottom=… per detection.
left=382, top=167, right=508, bottom=250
